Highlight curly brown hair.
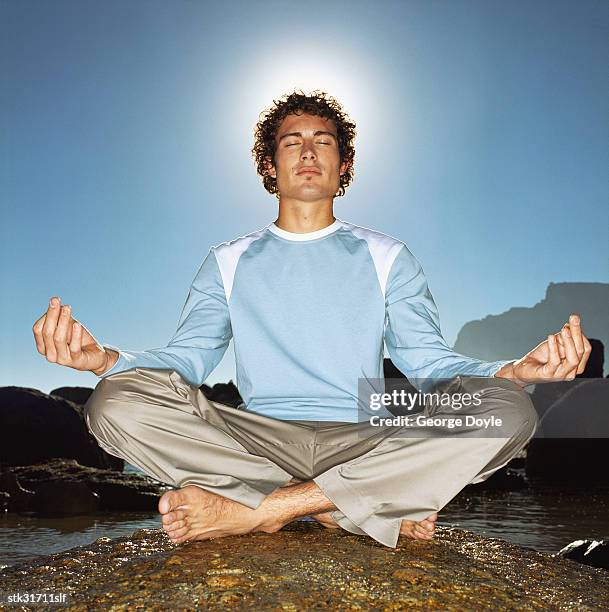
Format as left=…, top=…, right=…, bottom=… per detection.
left=252, top=89, right=356, bottom=198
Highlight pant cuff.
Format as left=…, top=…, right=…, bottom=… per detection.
left=314, top=468, right=401, bottom=548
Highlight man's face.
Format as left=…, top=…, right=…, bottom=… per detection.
left=266, top=112, right=349, bottom=202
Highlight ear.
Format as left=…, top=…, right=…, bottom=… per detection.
left=263, top=155, right=276, bottom=178
left=339, top=159, right=350, bottom=176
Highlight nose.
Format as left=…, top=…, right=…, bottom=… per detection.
left=300, top=141, right=317, bottom=161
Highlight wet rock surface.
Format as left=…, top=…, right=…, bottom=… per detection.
left=0, top=459, right=171, bottom=514
left=1, top=522, right=608, bottom=610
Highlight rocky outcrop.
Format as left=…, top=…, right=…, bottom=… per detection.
left=558, top=539, right=609, bottom=570
left=526, top=378, right=609, bottom=483
left=0, top=386, right=123, bottom=471
left=49, top=385, right=94, bottom=406
left=201, top=380, right=243, bottom=407
left=453, top=282, right=609, bottom=373
left=0, top=459, right=171, bottom=514
left=1, top=523, right=607, bottom=609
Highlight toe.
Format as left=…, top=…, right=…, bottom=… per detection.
left=168, top=526, right=190, bottom=542
left=166, top=519, right=185, bottom=533
left=399, top=520, right=416, bottom=538
left=415, top=525, right=432, bottom=540
left=159, top=488, right=190, bottom=515
left=158, top=490, right=177, bottom=514
left=162, top=509, right=185, bottom=526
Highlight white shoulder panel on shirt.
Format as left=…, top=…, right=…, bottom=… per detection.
left=339, top=220, right=405, bottom=298
left=213, top=225, right=270, bottom=304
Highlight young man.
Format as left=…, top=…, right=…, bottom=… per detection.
left=33, top=91, right=591, bottom=548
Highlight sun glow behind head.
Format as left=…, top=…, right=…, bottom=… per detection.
left=222, top=43, right=388, bottom=168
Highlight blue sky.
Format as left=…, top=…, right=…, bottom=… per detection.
left=2, top=0, right=607, bottom=394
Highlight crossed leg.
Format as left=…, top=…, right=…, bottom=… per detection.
left=286, top=478, right=436, bottom=540
left=85, top=369, right=535, bottom=549
left=159, top=479, right=437, bottom=544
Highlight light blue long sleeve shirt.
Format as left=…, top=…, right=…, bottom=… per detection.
left=98, top=218, right=513, bottom=421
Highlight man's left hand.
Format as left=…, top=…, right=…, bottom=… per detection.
left=498, top=314, right=592, bottom=386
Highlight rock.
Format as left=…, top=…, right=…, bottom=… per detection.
left=535, top=379, right=609, bottom=438
left=526, top=378, right=609, bottom=484
left=0, top=386, right=124, bottom=471
left=0, top=459, right=171, bottom=514
left=0, top=470, right=36, bottom=512
left=0, top=491, right=10, bottom=512
left=0, top=523, right=607, bottom=609
left=49, top=386, right=94, bottom=406
left=452, top=282, right=609, bottom=370
left=527, top=438, right=609, bottom=483
left=558, top=539, right=609, bottom=570
left=200, top=380, right=243, bottom=407
left=29, top=480, right=100, bottom=515
left=466, top=466, right=528, bottom=491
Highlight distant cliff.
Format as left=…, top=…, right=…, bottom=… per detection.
left=453, top=282, right=609, bottom=375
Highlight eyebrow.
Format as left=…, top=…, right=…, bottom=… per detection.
left=278, top=130, right=337, bottom=142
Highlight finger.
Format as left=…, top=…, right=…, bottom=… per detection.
left=42, top=297, right=62, bottom=362
left=32, top=313, right=48, bottom=355
left=69, top=321, right=83, bottom=364
left=560, top=326, right=579, bottom=380
left=578, top=334, right=593, bottom=375
left=555, top=333, right=566, bottom=359
left=54, top=305, right=73, bottom=363
left=568, top=314, right=585, bottom=359
left=545, top=334, right=561, bottom=377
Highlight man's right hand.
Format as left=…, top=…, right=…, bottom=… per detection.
left=32, top=296, right=118, bottom=376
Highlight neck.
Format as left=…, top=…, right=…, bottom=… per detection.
left=274, top=198, right=335, bottom=233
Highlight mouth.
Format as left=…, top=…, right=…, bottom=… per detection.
left=296, top=169, right=321, bottom=176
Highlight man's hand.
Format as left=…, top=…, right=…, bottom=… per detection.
left=32, top=296, right=116, bottom=375
left=496, top=313, right=592, bottom=386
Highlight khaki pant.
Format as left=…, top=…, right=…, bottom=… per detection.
left=83, top=367, right=537, bottom=548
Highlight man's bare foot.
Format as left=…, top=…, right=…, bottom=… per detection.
left=398, top=513, right=438, bottom=541
left=311, top=511, right=340, bottom=529
left=280, top=477, right=303, bottom=488
left=158, top=485, right=276, bottom=544
left=311, top=511, right=438, bottom=541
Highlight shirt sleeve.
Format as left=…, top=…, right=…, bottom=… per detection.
left=383, top=244, right=514, bottom=390
left=97, top=247, right=232, bottom=387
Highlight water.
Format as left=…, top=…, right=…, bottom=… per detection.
left=1, top=465, right=608, bottom=569
left=438, top=483, right=609, bottom=552
left=0, top=511, right=161, bottom=569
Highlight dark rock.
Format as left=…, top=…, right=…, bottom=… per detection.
left=579, top=338, right=605, bottom=378
left=534, top=378, right=609, bottom=438
left=527, top=438, right=609, bottom=483
left=452, top=282, right=609, bottom=374
left=0, top=386, right=123, bottom=471
left=466, top=466, right=528, bottom=491
left=29, top=480, right=100, bottom=515
left=1, top=523, right=608, bottom=609
left=530, top=379, right=584, bottom=420
left=0, top=491, right=9, bottom=512
left=50, top=386, right=94, bottom=406
left=200, top=380, right=243, bottom=407
left=1, top=459, right=171, bottom=514
left=0, top=470, right=36, bottom=512
left=527, top=379, right=609, bottom=483
left=558, top=539, right=609, bottom=570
